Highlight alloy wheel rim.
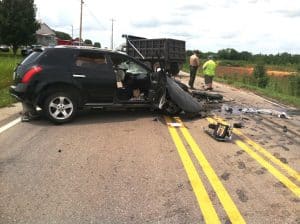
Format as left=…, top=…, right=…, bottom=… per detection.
left=49, top=96, right=73, bottom=120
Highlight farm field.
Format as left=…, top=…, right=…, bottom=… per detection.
left=217, top=66, right=297, bottom=76
left=213, top=64, right=300, bottom=108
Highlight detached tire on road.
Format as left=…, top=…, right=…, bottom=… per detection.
left=44, top=91, right=78, bottom=124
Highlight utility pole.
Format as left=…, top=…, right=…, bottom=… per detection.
left=79, top=0, right=84, bottom=45
left=111, top=18, right=115, bottom=50
left=71, top=25, right=74, bottom=39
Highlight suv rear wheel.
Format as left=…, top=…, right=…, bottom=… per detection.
left=44, top=92, right=78, bottom=124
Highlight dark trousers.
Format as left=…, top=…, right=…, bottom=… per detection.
left=204, top=75, right=213, bottom=85
left=189, top=65, right=198, bottom=88
left=22, top=102, right=37, bottom=116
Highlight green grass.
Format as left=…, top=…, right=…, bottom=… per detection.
left=0, top=56, right=21, bottom=87
left=0, top=52, right=23, bottom=107
left=0, top=87, right=16, bottom=108
left=215, top=75, right=300, bottom=108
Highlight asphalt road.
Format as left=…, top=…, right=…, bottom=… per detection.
left=0, top=77, right=300, bottom=224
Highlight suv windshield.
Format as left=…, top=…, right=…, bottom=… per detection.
left=123, top=61, right=147, bottom=75
left=21, top=51, right=42, bottom=65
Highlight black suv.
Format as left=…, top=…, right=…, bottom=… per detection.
left=10, top=46, right=202, bottom=123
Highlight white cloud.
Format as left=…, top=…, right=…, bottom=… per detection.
left=34, top=0, right=300, bottom=54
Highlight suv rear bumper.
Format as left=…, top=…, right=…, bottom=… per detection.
left=9, top=84, right=28, bottom=101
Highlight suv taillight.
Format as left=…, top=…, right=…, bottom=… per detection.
left=21, top=66, right=42, bottom=84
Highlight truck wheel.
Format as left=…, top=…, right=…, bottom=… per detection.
left=163, top=100, right=182, bottom=115
left=44, top=91, right=78, bottom=124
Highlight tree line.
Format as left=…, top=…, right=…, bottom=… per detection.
left=187, top=48, right=300, bottom=66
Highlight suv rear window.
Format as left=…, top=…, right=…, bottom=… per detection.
left=21, top=52, right=42, bottom=65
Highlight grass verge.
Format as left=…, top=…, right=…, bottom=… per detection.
left=215, top=77, right=300, bottom=108
left=182, top=66, right=300, bottom=108
left=0, top=87, right=17, bottom=108
left=0, top=53, right=22, bottom=108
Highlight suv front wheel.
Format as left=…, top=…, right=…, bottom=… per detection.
left=44, top=92, right=78, bottom=124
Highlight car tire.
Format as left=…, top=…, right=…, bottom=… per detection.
left=163, top=100, right=182, bottom=115
left=43, top=91, right=78, bottom=124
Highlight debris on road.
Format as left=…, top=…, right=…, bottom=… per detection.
left=221, top=172, right=231, bottom=180
left=236, top=189, right=249, bottom=203
left=206, top=121, right=232, bottom=141
left=167, top=122, right=182, bottom=127
left=191, top=90, right=223, bottom=102
left=233, top=122, right=244, bottom=128
left=221, top=104, right=291, bottom=119
left=282, top=126, right=288, bottom=133
left=242, top=108, right=290, bottom=119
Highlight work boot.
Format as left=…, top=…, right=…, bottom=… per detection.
left=21, top=112, right=40, bottom=122
left=21, top=113, right=31, bottom=122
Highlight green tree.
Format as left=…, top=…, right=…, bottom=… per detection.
left=84, top=39, right=92, bottom=45
left=55, top=30, right=72, bottom=40
left=93, top=42, right=101, bottom=48
left=0, top=0, right=40, bottom=55
left=253, top=63, right=269, bottom=88
left=240, top=51, right=252, bottom=61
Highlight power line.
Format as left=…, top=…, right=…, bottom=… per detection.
left=79, top=0, right=83, bottom=45
left=83, top=2, right=106, bottom=30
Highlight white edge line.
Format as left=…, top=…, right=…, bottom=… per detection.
left=0, top=117, right=22, bottom=134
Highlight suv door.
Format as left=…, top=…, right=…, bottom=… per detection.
left=72, top=50, right=116, bottom=103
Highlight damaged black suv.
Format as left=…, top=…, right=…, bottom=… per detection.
left=10, top=46, right=202, bottom=123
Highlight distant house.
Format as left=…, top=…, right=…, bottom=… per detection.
left=36, top=23, right=56, bottom=46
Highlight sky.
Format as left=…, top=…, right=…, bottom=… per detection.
left=34, top=0, right=300, bottom=54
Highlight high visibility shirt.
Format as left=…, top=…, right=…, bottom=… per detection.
left=189, top=54, right=200, bottom=67
left=203, top=60, right=216, bottom=76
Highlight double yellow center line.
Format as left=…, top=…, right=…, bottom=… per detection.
left=165, top=116, right=246, bottom=224
left=208, top=116, right=300, bottom=198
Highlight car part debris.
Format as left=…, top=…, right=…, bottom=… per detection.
left=256, top=109, right=290, bottom=118
left=167, top=122, right=182, bottom=127
left=226, top=107, right=233, bottom=114
left=233, top=122, right=243, bottom=128
left=241, top=108, right=257, bottom=113
left=282, top=126, right=288, bottom=133
left=222, top=104, right=291, bottom=119
left=191, top=90, right=223, bottom=102
left=206, top=121, right=232, bottom=141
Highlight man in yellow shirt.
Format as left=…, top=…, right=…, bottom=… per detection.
left=189, top=52, right=200, bottom=89
left=203, top=55, right=217, bottom=90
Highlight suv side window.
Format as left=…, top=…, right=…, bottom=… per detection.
left=75, top=51, right=107, bottom=69
left=39, top=49, right=74, bottom=66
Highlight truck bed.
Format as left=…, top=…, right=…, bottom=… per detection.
left=124, top=35, right=186, bottom=63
